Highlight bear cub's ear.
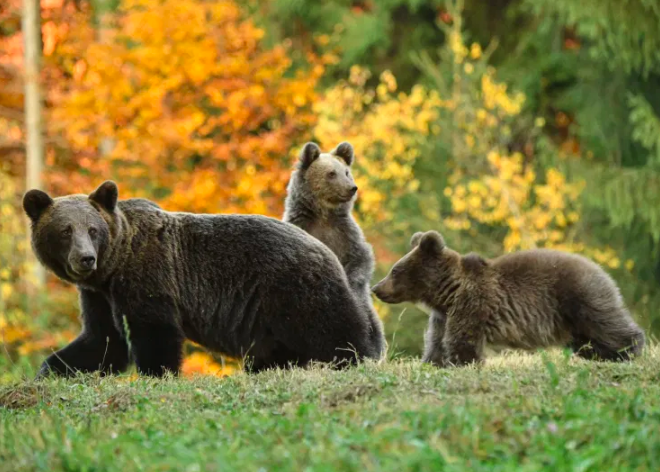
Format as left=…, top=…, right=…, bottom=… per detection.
left=23, top=189, right=54, bottom=223
left=299, top=142, right=321, bottom=170
left=332, top=142, right=354, bottom=166
left=410, top=232, right=424, bottom=249
left=89, top=180, right=119, bottom=213
left=418, top=231, right=445, bottom=255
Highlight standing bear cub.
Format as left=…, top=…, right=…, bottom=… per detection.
left=23, top=181, right=381, bottom=377
left=372, top=231, right=645, bottom=366
left=284, top=142, right=386, bottom=357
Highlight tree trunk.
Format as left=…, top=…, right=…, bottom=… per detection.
left=22, top=0, right=46, bottom=288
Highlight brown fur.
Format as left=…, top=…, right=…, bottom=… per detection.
left=372, top=231, right=645, bottom=366
left=23, top=181, right=382, bottom=378
left=283, top=142, right=386, bottom=356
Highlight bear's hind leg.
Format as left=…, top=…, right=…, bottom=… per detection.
left=569, top=306, right=645, bottom=362
left=569, top=329, right=645, bottom=362
left=244, top=343, right=302, bottom=374
left=269, top=306, right=375, bottom=369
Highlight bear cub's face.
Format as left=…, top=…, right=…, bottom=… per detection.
left=297, top=142, right=358, bottom=208
left=23, top=181, right=118, bottom=283
left=372, top=231, right=453, bottom=304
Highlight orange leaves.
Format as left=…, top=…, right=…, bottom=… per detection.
left=49, top=0, right=322, bottom=216
left=181, top=352, right=237, bottom=378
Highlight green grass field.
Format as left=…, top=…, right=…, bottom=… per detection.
left=1, top=347, right=659, bottom=471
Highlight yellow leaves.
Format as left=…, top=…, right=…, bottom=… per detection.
left=546, top=168, right=565, bottom=188
left=433, top=26, right=595, bottom=257
left=312, top=66, right=440, bottom=226
left=449, top=31, right=468, bottom=63
left=467, top=194, right=482, bottom=210
left=315, top=34, right=331, bottom=46
left=481, top=73, right=524, bottom=116
left=1, top=283, right=12, bottom=300
left=349, top=64, right=370, bottom=86
left=1, top=325, right=31, bottom=344
left=452, top=198, right=467, bottom=213
left=470, top=43, right=482, bottom=60
left=447, top=145, right=585, bottom=253
left=380, top=70, right=397, bottom=92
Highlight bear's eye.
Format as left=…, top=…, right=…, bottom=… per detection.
left=345, top=170, right=349, bottom=177
left=328, top=171, right=337, bottom=179
left=60, top=227, right=72, bottom=238
left=88, top=227, right=98, bottom=238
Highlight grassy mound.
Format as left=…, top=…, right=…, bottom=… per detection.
left=1, top=347, right=659, bottom=471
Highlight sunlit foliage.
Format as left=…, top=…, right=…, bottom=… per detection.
left=49, top=0, right=328, bottom=215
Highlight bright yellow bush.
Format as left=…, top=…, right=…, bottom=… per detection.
left=433, top=1, right=629, bottom=269
left=312, top=65, right=442, bottom=229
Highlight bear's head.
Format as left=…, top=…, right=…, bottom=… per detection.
left=293, top=141, right=358, bottom=210
left=23, top=181, right=119, bottom=284
left=371, top=231, right=460, bottom=304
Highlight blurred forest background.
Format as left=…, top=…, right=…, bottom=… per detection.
left=1, top=0, right=659, bottom=379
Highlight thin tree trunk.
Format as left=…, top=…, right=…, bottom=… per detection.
left=95, top=0, right=115, bottom=158
left=22, top=0, right=46, bottom=288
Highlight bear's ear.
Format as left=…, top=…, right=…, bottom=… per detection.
left=332, top=142, right=354, bottom=166
left=299, top=142, right=321, bottom=170
left=23, top=189, right=54, bottom=223
left=418, top=231, right=445, bottom=256
left=89, top=180, right=118, bottom=213
left=410, top=232, right=425, bottom=249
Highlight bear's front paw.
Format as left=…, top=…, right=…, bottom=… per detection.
left=35, top=360, right=57, bottom=380
left=421, top=355, right=447, bottom=368
left=35, top=354, right=74, bottom=379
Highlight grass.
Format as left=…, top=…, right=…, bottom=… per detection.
left=1, top=347, right=659, bottom=472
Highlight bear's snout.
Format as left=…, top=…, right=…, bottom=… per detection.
left=350, top=186, right=358, bottom=195
left=371, top=279, right=388, bottom=299
left=79, top=255, right=97, bottom=271
left=372, top=277, right=404, bottom=304
left=69, top=250, right=97, bottom=274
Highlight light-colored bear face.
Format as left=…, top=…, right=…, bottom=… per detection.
left=297, top=142, right=358, bottom=209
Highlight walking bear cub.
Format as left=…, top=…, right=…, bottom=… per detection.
left=23, top=181, right=381, bottom=377
left=283, top=141, right=386, bottom=357
left=372, top=231, right=645, bottom=366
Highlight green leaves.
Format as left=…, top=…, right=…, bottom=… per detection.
left=522, top=0, right=660, bottom=76
left=628, top=93, right=660, bottom=167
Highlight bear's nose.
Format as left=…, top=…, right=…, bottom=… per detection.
left=350, top=186, right=358, bottom=195
left=79, top=255, right=96, bottom=270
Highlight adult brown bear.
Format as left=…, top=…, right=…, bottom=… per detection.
left=23, top=181, right=381, bottom=377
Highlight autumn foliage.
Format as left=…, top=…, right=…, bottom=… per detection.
left=47, top=0, right=326, bottom=215
left=0, top=0, right=645, bottom=376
